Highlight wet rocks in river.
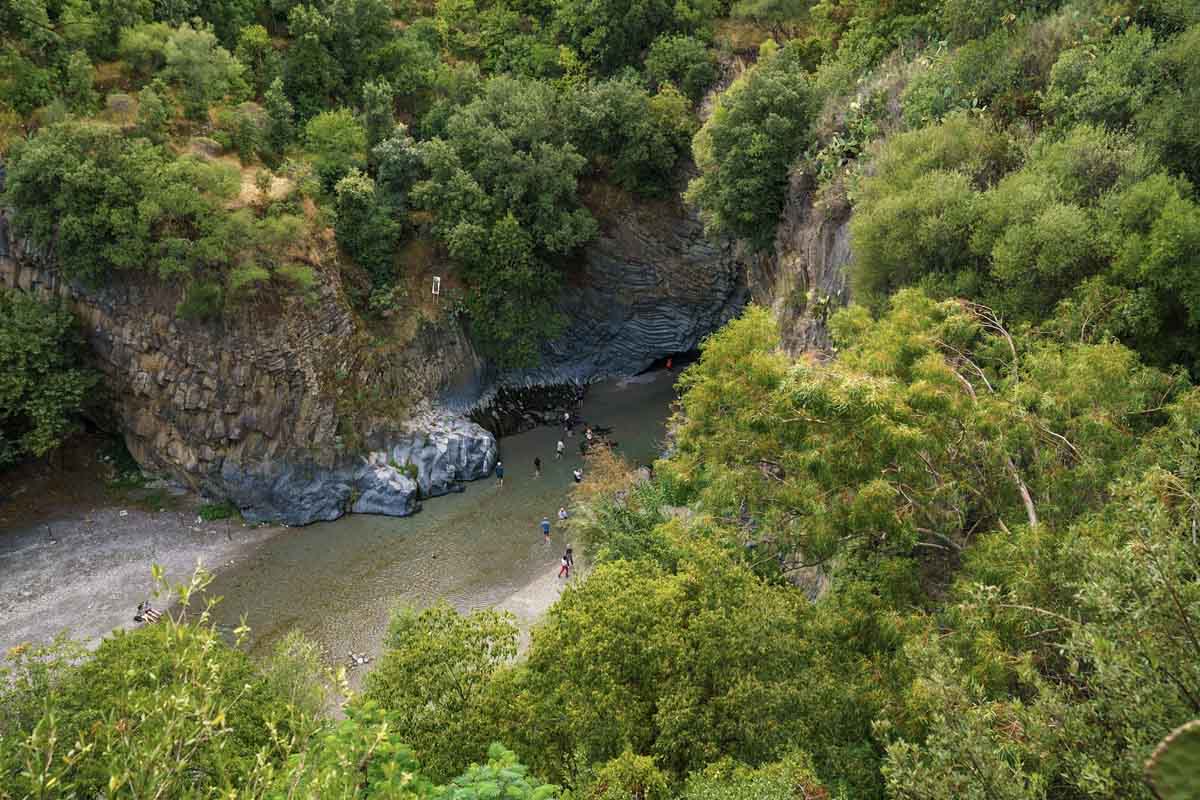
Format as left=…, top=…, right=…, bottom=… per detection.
left=223, top=413, right=497, bottom=526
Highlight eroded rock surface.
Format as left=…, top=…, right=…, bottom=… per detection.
left=748, top=170, right=853, bottom=356
left=509, top=191, right=749, bottom=386
left=2, top=184, right=744, bottom=525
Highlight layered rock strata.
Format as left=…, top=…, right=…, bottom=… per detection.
left=507, top=191, right=749, bottom=386
left=2, top=184, right=747, bottom=525
left=0, top=241, right=495, bottom=526
left=748, top=171, right=853, bottom=355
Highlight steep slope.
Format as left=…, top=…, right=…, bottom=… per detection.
left=1, top=190, right=747, bottom=524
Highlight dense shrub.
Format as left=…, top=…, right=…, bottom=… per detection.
left=686, top=42, right=818, bottom=250
left=571, top=76, right=695, bottom=195
left=0, top=290, right=97, bottom=467
left=644, top=33, right=718, bottom=102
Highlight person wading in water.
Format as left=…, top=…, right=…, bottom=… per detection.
left=533, top=456, right=541, bottom=477
left=541, top=515, right=551, bottom=543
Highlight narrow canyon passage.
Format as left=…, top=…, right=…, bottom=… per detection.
left=203, top=370, right=678, bottom=669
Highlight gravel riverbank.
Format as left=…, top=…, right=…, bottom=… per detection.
left=0, top=506, right=279, bottom=653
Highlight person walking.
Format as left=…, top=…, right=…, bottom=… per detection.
left=562, top=411, right=572, bottom=434
left=556, top=439, right=565, bottom=459
left=558, top=545, right=574, bottom=578
left=495, top=460, right=504, bottom=487
left=533, top=456, right=541, bottom=477
left=541, top=515, right=551, bottom=543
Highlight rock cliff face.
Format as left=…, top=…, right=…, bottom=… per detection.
left=0, top=240, right=495, bottom=526
left=2, top=186, right=746, bottom=525
left=503, top=190, right=749, bottom=387
left=748, top=171, right=854, bottom=356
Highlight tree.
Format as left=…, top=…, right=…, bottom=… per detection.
left=363, top=602, right=518, bottom=782
left=552, top=0, right=717, bottom=72
left=644, top=33, right=718, bottom=103
left=135, top=82, right=172, bottom=141
left=235, top=23, right=280, bottom=97
left=373, top=125, right=422, bottom=208
left=305, top=106, right=366, bottom=188
left=264, top=76, right=295, bottom=155
left=0, top=569, right=318, bottom=797
left=283, top=4, right=341, bottom=118
left=334, top=169, right=401, bottom=289
left=361, top=76, right=394, bottom=154
left=162, top=21, right=246, bottom=120
left=686, top=43, right=817, bottom=250
left=118, top=21, right=172, bottom=77
left=0, top=290, right=97, bottom=467
left=61, top=49, right=98, bottom=112
left=505, top=547, right=809, bottom=785
left=571, top=76, right=695, bottom=196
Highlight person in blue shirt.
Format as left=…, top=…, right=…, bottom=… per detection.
left=495, top=460, right=504, bottom=487
left=541, top=516, right=551, bottom=543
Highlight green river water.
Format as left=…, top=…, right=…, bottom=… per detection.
left=205, top=369, right=678, bottom=669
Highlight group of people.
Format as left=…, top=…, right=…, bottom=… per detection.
left=540, top=511, right=574, bottom=578
left=488, top=406, right=602, bottom=580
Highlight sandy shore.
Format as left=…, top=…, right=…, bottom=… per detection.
left=0, top=507, right=279, bottom=652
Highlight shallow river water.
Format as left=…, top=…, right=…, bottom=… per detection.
left=204, top=369, right=678, bottom=667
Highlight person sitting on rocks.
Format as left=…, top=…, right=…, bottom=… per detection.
left=573, top=467, right=583, bottom=483
left=558, top=506, right=568, bottom=520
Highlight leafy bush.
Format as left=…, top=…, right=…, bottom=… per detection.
left=335, top=169, right=402, bottom=290
left=552, top=0, right=718, bottom=72
left=197, top=499, right=240, bottom=520
left=305, top=107, right=367, bottom=189
left=644, top=33, right=718, bottom=102
left=0, top=290, right=97, bottom=467
left=686, top=43, right=818, bottom=250
left=571, top=75, right=695, bottom=195
left=364, top=602, right=518, bottom=782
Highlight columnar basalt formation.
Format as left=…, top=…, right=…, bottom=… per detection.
left=748, top=170, right=854, bottom=356
left=2, top=186, right=749, bottom=525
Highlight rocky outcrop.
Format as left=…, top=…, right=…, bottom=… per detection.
left=749, top=171, right=853, bottom=356
left=1, top=180, right=746, bottom=525
left=0, top=238, right=494, bottom=526
left=505, top=189, right=749, bottom=387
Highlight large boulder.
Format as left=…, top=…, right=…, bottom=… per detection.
left=352, top=462, right=420, bottom=516
left=384, top=414, right=497, bottom=498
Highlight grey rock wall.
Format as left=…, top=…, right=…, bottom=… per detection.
left=502, top=192, right=749, bottom=388
left=749, top=170, right=853, bottom=356
left=0, top=238, right=494, bottom=526
left=2, top=181, right=746, bottom=525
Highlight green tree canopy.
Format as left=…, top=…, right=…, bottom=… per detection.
left=686, top=42, right=818, bottom=250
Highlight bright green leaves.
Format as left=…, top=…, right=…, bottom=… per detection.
left=513, top=550, right=809, bottom=783
left=363, top=602, right=519, bottom=783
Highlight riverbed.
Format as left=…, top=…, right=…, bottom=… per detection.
left=199, top=370, right=678, bottom=668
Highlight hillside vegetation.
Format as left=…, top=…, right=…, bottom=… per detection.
left=4, top=0, right=1200, bottom=797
